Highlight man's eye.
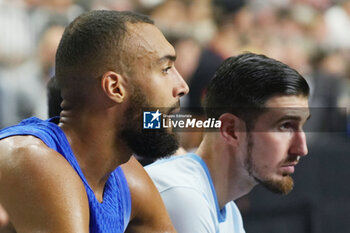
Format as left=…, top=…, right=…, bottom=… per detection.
left=279, top=122, right=293, bottom=131
left=162, top=66, right=172, bottom=74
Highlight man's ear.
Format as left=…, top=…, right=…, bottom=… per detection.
left=219, top=113, right=244, bottom=145
left=101, top=71, right=127, bottom=103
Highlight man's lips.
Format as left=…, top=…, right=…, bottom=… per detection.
left=281, top=161, right=298, bottom=174
left=283, top=161, right=298, bottom=167
left=282, top=156, right=300, bottom=167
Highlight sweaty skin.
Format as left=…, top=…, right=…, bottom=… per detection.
left=0, top=136, right=90, bottom=233
left=122, top=157, right=176, bottom=233
left=0, top=21, right=186, bottom=233
left=0, top=175, right=8, bottom=229
left=0, top=204, right=7, bottom=227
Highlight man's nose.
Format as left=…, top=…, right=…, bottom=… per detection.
left=289, top=131, right=308, bottom=157
left=173, top=68, right=189, bottom=98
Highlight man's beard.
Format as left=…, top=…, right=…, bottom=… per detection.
left=244, top=133, right=294, bottom=194
left=119, top=86, right=179, bottom=160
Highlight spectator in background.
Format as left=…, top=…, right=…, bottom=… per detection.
left=0, top=0, right=37, bottom=127
left=0, top=23, right=64, bottom=128
left=187, top=0, right=245, bottom=113
left=31, top=25, right=65, bottom=119
left=0, top=0, right=81, bottom=128
left=324, top=0, right=350, bottom=49
left=91, top=0, right=136, bottom=11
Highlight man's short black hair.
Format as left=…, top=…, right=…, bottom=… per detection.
left=204, top=52, right=310, bottom=129
left=55, top=10, right=154, bottom=102
left=47, top=77, right=62, bottom=118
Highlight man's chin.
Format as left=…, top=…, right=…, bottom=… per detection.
left=255, top=175, right=294, bottom=194
left=122, top=128, right=179, bottom=160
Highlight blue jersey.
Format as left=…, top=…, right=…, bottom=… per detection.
left=0, top=117, right=131, bottom=233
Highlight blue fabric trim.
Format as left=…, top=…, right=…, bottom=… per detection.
left=146, top=153, right=187, bottom=168
left=186, top=153, right=227, bottom=223
left=0, top=117, right=57, bottom=148
left=119, top=167, right=132, bottom=231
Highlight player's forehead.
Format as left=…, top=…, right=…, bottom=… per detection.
left=259, top=95, right=310, bottom=123
left=125, top=22, right=176, bottom=60
left=264, top=95, right=309, bottom=108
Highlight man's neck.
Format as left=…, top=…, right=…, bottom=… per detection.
left=196, top=134, right=255, bottom=209
left=59, top=110, right=132, bottom=202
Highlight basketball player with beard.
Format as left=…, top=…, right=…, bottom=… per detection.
left=146, top=53, right=310, bottom=233
left=45, top=75, right=187, bottom=233
left=0, top=10, right=188, bottom=232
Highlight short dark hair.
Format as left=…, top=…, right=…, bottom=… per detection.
left=55, top=10, right=154, bottom=100
left=47, top=77, right=62, bottom=118
left=204, top=53, right=310, bottom=129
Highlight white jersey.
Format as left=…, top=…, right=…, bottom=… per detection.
left=146, top=153, right=246, bottom=233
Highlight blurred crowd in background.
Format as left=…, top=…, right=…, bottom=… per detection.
left=0, top=0, right=349, bottom=232
left=0, top=0, right=349, bottom=130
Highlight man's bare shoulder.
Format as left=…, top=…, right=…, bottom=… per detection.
left=122, top=157, right=176, bottom=233
left=0, top=136, right=89, bottom=233
left=121, top=156, right=157, bottom=214
left=0, top=135, right=76, bottom=179
left=0, top=135, right=48, bottom=155
left=121, top=156, right=150, bottom=187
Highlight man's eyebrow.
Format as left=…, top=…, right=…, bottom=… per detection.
left=158, top=55, right=176, bottom=64
left=275, top=113, right=311, bottom=123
